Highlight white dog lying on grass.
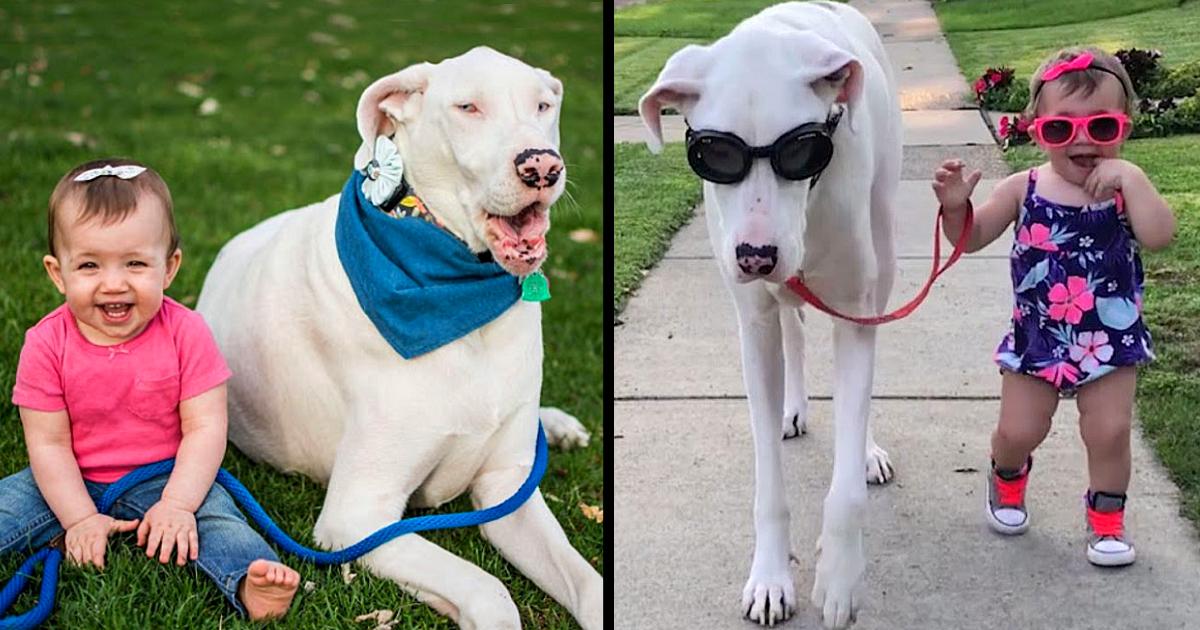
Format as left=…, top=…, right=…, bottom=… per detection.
left=197, top=47, right=601, bottom=630
left=639, top=2, right=902, bottom=628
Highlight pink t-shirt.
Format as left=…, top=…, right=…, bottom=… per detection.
left=11, top=297, right=231, bottom=482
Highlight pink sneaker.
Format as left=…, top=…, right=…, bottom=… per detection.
left=985, top=457, right=1031, bottom=535
left=1086, top=491, right=1135, bottom=567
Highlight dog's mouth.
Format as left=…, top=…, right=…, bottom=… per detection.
left=484, top=201, right=549, bottom=276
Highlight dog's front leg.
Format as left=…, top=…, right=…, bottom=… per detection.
left=472, top=430, right=603, bottom=630
left=732, top=285, right=795, bottom=626
left=313, top=428, right=522, bottom=630
left=812, top=319, right=874, bottom=629
left=781, top=306, right=808, bottom=439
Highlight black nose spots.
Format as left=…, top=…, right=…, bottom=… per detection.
left=515, top=148, right=563, bottom=189
left=736, top=243, right=778, bottom=276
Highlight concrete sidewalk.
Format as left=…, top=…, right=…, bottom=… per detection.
left=613, top=1, right=1200, bottom=628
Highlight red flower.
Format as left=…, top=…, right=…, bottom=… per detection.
left=1015, top=116, right=1031, bottom=133
left=974, top=78, right=987, bottom=95
left=988, top=71, right=1004, bottom=85
left=998, top=115, right=1010, bottom=137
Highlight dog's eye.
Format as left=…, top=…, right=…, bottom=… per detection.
left=824, top=67, right=848, bottom=82
left=537, top=101, right=551, bottom=113
left=457, top=103, right=479, bottom=114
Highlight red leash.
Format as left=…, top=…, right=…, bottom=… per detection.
left=784, top=204, right=974, bottom=325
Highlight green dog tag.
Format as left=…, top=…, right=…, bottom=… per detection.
left=521, top=270, right=551, bottom=302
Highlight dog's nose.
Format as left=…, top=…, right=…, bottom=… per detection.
left=514, top=148, right=563, bottom=189
left=736, top=243, right=778, bottom=276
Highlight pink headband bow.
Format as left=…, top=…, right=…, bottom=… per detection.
left=1041, top=52, right=1095, bottom=81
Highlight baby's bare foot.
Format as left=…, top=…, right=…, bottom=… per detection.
left=239, top=558, right=300, bottom=620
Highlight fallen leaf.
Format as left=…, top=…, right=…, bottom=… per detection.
left=63, top=131, right=94, bottom=148
left=568, top=228, right=598, bottom=243
left=303, top=580, right=317, bottom=593
left=270, top=144, right=287, bottom=157
left=301, top=65, right=318, bottom=82
left=198, top=97, right=220, bottom=116
left=304, top=90, right=321, bottom=104
left=548, top=267, right=578, bottom=281
left=308, top=31, right=338, bottom=46
left=328, top=13, right=356, bottom=28
left=544, top=493, right=562, bottom=503
left=354, top=610, right=394, bottom=624
left=579, top=502, right=603, bottom=524
left=341, top=563, right=357, bottom=584
left=176, top=81, right=204, bottom=98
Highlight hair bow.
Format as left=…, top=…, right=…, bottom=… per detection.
left=1041, top=53, right=1094, bottom=82
left=73, top=164, right=147, bottom=182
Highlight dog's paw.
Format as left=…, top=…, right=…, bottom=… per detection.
left=538, top=406, right=590, bottom=450
left=865, top=443, right=894, bottom=484
left=811, top=534, right=865, bottom=629
left=781, top=409, right=807, bottom=440
left=741, top=569, right=796, bottom=626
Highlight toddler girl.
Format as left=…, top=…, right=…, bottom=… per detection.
left=3, top=158, right=300, bottom=618
left=931, top=47, right=1176, bottom=566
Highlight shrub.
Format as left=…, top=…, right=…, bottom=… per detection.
left=1115, top=48, right=1164, bottom=95
left=1145, top=61, right=1200, bottom=100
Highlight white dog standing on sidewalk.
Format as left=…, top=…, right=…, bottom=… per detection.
left=197, top=47, right=601, bottom=629
left=639, top=2, right=900, bottom=627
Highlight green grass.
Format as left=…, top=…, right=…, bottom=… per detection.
left=614, top=37, right=703, bottom=115
left=613, top=143, right=700, bottom=311
left=939, top=2, right=1200, bottom=84
left=614, top=0, right=796, bottom=38
left=611, top=0, right=848, bottom=114
left=0, top=2, right=602, bottom=628
left=934, top=0, right=1179, bottom=33
left=1003, top=136, right=1200, bottom=524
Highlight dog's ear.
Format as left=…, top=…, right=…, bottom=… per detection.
left=356, top=63, right=435, bottom=145
left=535, top=68, right=563, bottom=99
left=639, top=44, right=708, bottom=154
left=819, top=55, right=864, bottom=133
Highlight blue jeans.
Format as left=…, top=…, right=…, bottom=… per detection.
left=0, top=467, right=279, bottom=616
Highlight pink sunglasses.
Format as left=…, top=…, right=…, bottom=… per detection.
left=1029, top=113, right=1131, bottom=148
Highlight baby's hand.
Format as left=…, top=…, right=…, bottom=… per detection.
left=932, top=159, right=983, bottom=213
left=137, top=498, right=199, bottom=566
left=63, top=513, right=140, bottom=570
left=1085, top=158, right=1139, bottom=200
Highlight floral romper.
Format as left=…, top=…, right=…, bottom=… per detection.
left=994, top=168, right=1154, bottom=393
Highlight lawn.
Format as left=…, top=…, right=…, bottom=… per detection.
left=613, top=0, right=821, bottom=114
left=1004, top=137, right=1200, bottom=524
left=933, top=0, right=1178, bottom=33
left=937, top=1, right=1200, bottom=83
left=613, top=143, right=700, bottom=311
left=0, top=2, right=603, bottom=628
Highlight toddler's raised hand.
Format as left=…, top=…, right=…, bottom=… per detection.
left=63, top=513, right=140, bottom=570
left=932, top=159, right=982, bottom=213
left=137, top=498, right=199, bottom=566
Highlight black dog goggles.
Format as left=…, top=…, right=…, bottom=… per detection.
left=684, top=107, right=843, bottom=186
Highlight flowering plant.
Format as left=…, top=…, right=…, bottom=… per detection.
left=996, top=113, right=1033, bottom=148
left=973, top=66, right=1015, bottom=100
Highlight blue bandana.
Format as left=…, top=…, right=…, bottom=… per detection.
left=335, top=170, right=520, bottom=359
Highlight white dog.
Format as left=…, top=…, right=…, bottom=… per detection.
left=639, top=2, right=900, bottom=628
left=196, top=47, right=602, bottom=630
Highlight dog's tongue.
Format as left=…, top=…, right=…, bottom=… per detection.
left=486, top=206, right=549, bottom=276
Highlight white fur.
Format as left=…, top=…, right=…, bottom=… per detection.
left=639, top=3, right=900, bottom=628
left=197, top=47, right=601, bottom=630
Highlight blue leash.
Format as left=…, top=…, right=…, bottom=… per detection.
left=0, top=423, right=548, bottom=629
